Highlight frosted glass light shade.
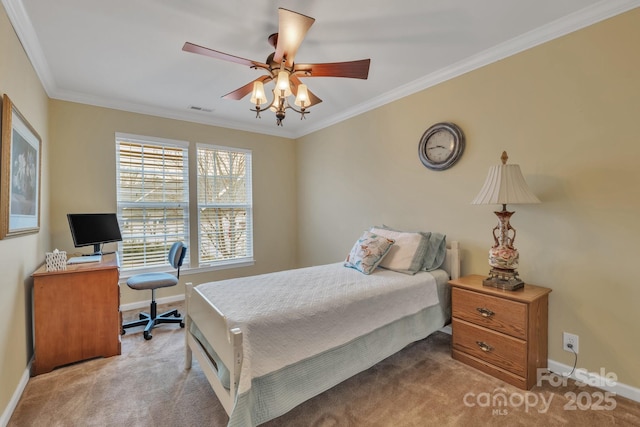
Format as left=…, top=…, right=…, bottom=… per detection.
left=250, top=81, right=267, bottom=106
left=269, top=89, right=279, bottom=112
left=275, top=70, right=292, bottom=97
left=472, top=162, right=540, bottom=205
left=294, top=84, right=309, bottom=107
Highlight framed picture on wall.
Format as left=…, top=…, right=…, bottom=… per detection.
left=1, top=94, right=42, bottom=239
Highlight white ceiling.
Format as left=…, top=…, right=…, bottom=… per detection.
left=4, top=0, right=638, bottom=138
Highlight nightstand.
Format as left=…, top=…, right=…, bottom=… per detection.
left=449, top=274, right=551, bottom=390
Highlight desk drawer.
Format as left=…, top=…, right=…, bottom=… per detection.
left=452, top=287, right=526, bottom=339
left=452, top=318, right=526, bottom=377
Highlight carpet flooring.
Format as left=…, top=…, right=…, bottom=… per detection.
left=8, top=303, right=640, bottom=426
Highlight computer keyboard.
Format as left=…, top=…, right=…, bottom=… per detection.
left=67, top=255, right=102, bottom=264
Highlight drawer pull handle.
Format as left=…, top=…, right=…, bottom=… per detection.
left=476, top=341, right=493, bottom=352
left=476, top=307, right=495, bottom=318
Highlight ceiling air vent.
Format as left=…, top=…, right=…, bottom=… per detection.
left=188, top=105, right=213, bottom=113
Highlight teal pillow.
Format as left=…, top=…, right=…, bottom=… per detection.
left=345, top=231, right=395, bottom=275
left=421, top=232, right=447, bottom=271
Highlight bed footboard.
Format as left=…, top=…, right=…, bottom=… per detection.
left=185, top=282, right=242, bottom=416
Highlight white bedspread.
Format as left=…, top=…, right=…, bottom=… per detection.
left=196, top=262, right=440, bottom=394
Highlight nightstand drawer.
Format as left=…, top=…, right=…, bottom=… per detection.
left=452, top=318, right=526, bottom=377
left=452, top=287, right=526, bottom=339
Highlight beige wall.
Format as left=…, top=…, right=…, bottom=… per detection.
left=0, top=5, right=50, bottom=417
left=2, top=2, right=639, bottom=420
left=49, top=100, right=298, bottom=304
left=297, top=9, right=640, bottom=389
left=2, top=3, right=296, bottom=416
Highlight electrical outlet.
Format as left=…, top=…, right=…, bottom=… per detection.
left=563, top=332, right=579, bottom=354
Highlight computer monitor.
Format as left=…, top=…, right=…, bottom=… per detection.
left=67, top=213, right=123, bottom=255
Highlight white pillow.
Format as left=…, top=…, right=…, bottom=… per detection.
left=369, top=227, right=428, bottom=274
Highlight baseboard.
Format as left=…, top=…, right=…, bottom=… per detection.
left=119, top=293, right=185, bottom=312
left=1, top=360, right=31, bottom=427
left=2, top=296, right=187, bottom=425
left=436, top=327, right=639, bottom=403
left=547, top=359, right=640, bottom=403
left=3, top=324, right=637, bottom=425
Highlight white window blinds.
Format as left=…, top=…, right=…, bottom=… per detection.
left=197, top=145, right=253, bottom=265
left=116, top=135, right=190, bottom=270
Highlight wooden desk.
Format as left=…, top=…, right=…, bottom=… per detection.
left=31, top=253, right=121, bottom=375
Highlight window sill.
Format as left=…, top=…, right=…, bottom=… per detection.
left=118, top=259, right=255, bottom=283
left=181, top=259, right=256, bottom=276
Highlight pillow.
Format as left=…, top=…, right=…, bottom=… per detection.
left=421, top=232, right=447, bottom=271
left=376, top=225, right=447, bottom=271
left=369, top=227, right=428, bottom=275
left=344, top=231, right=395, bottom=275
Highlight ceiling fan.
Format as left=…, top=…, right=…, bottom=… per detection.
left=182, top=8, right=371, bottom=126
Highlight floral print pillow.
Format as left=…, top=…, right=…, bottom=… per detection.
left=344, top=231, right=395, bottom=275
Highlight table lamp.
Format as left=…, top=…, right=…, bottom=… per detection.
left=471, top=151, right=540, bottom=290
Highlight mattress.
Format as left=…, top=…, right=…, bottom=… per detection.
left=193, top=264, right=451, bottom=426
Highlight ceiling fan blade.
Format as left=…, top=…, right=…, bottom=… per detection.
left=289, top=75, right=322, bottom=107
left=273, top=8, right=315, bottom=69
left=183, top=42, right=269, bottom=70
left=294, top=59, right=371, bottom=79
left=222, top=75, right=273, bottom=100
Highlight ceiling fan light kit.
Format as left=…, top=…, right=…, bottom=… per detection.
left=294, top=84, right=309, bottom=107
left=182, top=8, right=370, bottom=126
left=250, top=81, right=267, bottom=106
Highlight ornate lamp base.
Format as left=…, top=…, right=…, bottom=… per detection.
left=483, top=267, right=524, bottom=291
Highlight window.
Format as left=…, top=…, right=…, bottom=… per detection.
left=197, top=145, right=253, bottom=266
left=115, top=134, right=253, bottom=273
left=116, top=134, right=190, bottom=271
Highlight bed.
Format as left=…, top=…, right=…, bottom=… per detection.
left=185, top=235, right=460, bottom=427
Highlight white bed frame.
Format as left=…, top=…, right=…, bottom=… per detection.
left=184, top=241, right=460, bottom=417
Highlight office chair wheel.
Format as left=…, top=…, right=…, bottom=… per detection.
left=139, top=314, right=145, bottom=320
left=174, top=312, right=180, bottom=317
left=144, top=331, right=152, bottom=340
left=180, top=321, right=185, bottom=328
left=121, top=329, right=126, bottom=335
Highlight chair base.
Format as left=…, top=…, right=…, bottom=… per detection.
left=122, top=301, right=184, bottom=340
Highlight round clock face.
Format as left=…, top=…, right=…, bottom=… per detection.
left=425, top=129, right=455, bottom=163
left=418, top=122, right=465, bottom=171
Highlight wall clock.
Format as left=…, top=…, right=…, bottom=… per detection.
left=418, top=122, right=465, bottom=171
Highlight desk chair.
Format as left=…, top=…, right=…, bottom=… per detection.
left=122, top=242, right=186, bottom=340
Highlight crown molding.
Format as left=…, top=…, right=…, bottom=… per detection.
left=50, top=87, right=297, bottom=138
left=293, top=0, right=640, bottom=138
left=2, top=0, right=57, bottom=97
left=4, top=0, right=639, bottom=140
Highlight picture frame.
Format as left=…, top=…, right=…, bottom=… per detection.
left=1, top=94, right=42, bottom=239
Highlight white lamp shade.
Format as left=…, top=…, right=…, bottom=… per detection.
left=275, top=70, right=292, bottom=97
left=250, top=81, right=267, bottom=105
left=294, top=84, right=309, bottom=107
left=472, top=163, right=540, bottom=205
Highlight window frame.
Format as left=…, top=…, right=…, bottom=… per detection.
left=116, top=133, right=190, bottom=275
left=115, top=133, right=255, bottom=277
left=196, top=143, right=254, bottom=268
